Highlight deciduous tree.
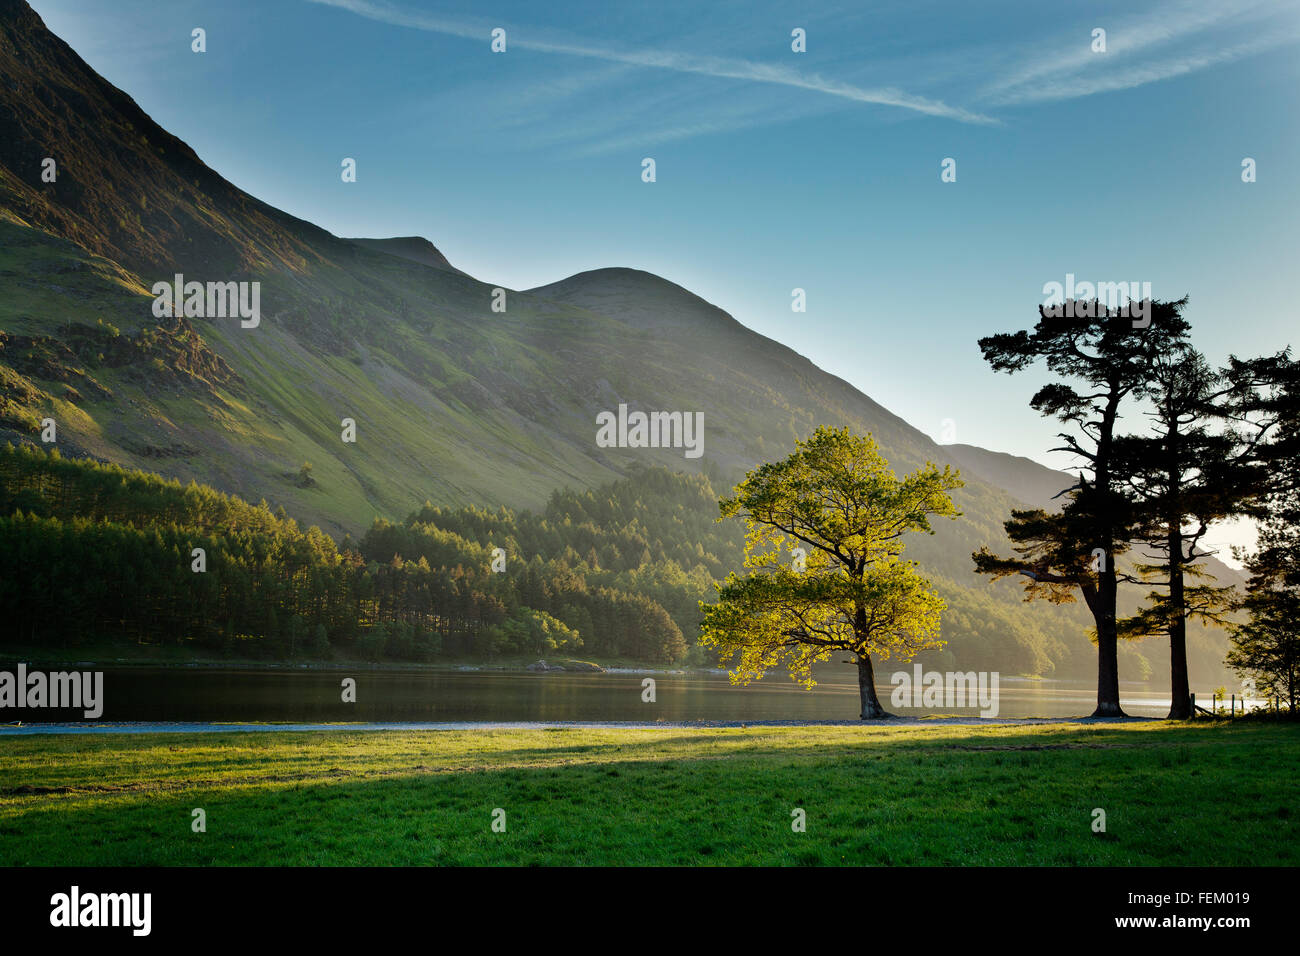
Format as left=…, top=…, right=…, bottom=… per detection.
left=701, top=427, right=961, bottom=718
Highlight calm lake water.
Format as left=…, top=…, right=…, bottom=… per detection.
left=9, top=665, right=1192, bottom=722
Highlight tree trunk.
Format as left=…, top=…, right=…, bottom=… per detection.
left=1091, top=390, right=1127, bottom=718
left=1085, top=582, right=1127, bottom=717
left=1167, top=622, right=1190, bottom=719
left=857, top=655, right=888, bottom=719
left=1163, top=426, right=1192, bottom=720
left=1167, top=530, right=1191, bottom=719
left=1093, top=623, right=1126, bottom=717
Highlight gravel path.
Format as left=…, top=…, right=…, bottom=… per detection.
left=0, top=716, right=1159, bottom=735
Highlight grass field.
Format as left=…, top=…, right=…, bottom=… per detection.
left=1, top=721, right=1295, bottom=866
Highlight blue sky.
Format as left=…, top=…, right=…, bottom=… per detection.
left=27, top=0, right=1300, bottom=559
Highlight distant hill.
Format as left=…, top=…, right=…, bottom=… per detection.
left=0, top=0, right=1240, bottom=683
left=347, top=237, right=464, bottom=275
left=940, top=443, right=1076, bottom=512
left=529, top=267, right=750, bottom=334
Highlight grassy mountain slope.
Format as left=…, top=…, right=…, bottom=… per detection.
left=347, top=237, right=464, bottom=275
left=940, top=443, right=1075, bottom=511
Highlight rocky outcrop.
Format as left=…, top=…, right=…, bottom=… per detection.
left=526, top=660, right=564, bottom=673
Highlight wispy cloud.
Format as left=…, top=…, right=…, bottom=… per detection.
left=981, top=0, right=1300, bottom=106
left=307, top=0, right=1300, bottom=149
left=567, top=97, right=823, bottom=157
left=993, top=31, right=1300, bottom=106
left=305, top=0, right=999, bottom=126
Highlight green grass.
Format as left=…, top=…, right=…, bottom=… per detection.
left=1, top=722, right=1295, bottom=865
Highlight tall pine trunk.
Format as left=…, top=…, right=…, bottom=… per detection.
left=1159, top=417, right=1193, bottom=720
left=1086, top=577, right=1127, bottom=717
left=1091, top=390, right=1127, bottom=718
left=1166, top=528, right=1191, bottom=719
left=1094, top=626, right=1125, bottom=716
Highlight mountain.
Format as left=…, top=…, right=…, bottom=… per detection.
left=530, top=267, right=749, bottom=334
left=0, top=0, right=1241, bottom=682
left=347, top=237, right=463, bottom=276
left=0, top=0, right=340, bottom=280
left=940, top=443, right=1076, bottom=512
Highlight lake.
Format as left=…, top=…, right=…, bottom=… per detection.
left=4, top=664, right=1206, bottom=722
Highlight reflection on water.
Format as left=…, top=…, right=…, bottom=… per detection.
left=14, top=666, right=1198, bottom=722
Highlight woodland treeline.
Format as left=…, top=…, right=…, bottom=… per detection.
left=2, top=442, right=1093, bottom=674
left=0, top=446, right=727, bottom=662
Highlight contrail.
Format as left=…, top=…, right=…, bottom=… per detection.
left=305, top=0, right=1000, bottom=125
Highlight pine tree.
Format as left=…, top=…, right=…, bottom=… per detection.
left=975, top=298, right=1192, bottom=716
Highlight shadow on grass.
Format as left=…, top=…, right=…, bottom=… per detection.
left=2, top=722, right=1293, bottom=795
left=1, top=724, right=1296, bottom=866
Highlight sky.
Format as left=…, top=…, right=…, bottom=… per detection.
left=26, top=0, right=1300, bottom=562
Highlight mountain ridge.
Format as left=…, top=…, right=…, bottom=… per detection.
left=347, top=236, right=463, bottom=275
left=940, top=443, right=1076, bottom=512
